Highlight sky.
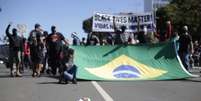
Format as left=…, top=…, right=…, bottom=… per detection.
left=0, top=0, right=144, bottom=43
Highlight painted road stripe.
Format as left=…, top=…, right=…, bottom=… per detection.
left=91, top=81, right=114, bottom=101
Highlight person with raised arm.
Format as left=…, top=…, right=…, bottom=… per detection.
left=113, top=16, right=127, bottom=45
left=6, top=22, right=23, bottom=77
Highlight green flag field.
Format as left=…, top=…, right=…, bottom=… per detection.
left=71, top=42, right=197, bottom=81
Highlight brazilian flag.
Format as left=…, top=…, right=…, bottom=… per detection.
left=71, top=42, right=196, bottom=81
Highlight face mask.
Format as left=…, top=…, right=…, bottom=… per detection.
left=12, top=28, right=17, bottom=36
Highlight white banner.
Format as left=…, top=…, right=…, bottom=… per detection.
left=92, top=12, right=154, bottom=33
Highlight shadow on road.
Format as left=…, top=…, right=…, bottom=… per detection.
left=37, top=82, right=59, bottom=85
left=0, top=75, right=12, bottom=78
left=182, top=78, right=201, bottom=83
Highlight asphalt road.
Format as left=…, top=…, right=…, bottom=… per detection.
left=0, top=64, right=201, bottom=101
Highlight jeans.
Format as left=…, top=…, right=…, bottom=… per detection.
left=63, top=65, right=77, bottom=80
left=179, top=51, right=191, bottom=70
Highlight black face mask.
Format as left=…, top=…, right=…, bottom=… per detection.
left=51, top=26, right=56, bottom=33
left=12, top=28, right=17, bottom=36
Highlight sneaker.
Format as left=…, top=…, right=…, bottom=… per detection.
left=65, top=80, right=69, bottom=84
left=10, top=73, right=14, bottom=77
left=10, top=70, right=15, bottom=77
left=16, top=73, right=22, bottom=77
left=72, top=79, right=77, bottom=84
left=46, top=69, right=51, bottom=74
left=32, top=72, right=37, bottom=77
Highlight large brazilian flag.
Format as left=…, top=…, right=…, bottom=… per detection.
left=71, top=41, right=197, bottom=80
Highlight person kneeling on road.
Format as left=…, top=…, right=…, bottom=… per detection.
left=59, top=48, right=77, bottom=84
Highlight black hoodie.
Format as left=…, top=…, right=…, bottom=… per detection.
left=6, top=24, right=23, bottom=51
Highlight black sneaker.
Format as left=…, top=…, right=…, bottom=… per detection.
left=46, top=69, right=50, bottom=74
left=10, top=73, right=14, bottom=77
left=72, top=79, right=77, bottom=84
left=65, top=80, right=69, bottom=84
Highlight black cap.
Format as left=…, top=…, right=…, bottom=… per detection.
left=35, top=23, right=40, bottom=29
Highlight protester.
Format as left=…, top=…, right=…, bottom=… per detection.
left=106, top=33, right=114, bottom=45
left=6, top=22, right=23, bottom=77
left=19, top=36, right=25, bottom=73
left=178, top=25, right=194, bottom=70
left=28, top=23, right=44, bottom=77
left=91, top=34, right=100, bottom=45
left=72, top=32, right=80, bottom=46
left=59, top=48, right=77, bottom=84
left=113, top=16, right=127, bottom=45
left=80, top=37, right=86, bottom=45
left=41, top=31, right=48, bottom=73
left=46, top=25, right=69, bottom=76
left=23, top=38, right=32, bottom=69
left=199, top=41, right=201, bottom=67
left=165, top=20, right=173, bottom=41
left=86, top=33, right=100, bottom=45
left=137, top=26, right=148, bottom=44
left=192, top=40, right=200, bottom=66
left=128, top=35, right=132, bottom=44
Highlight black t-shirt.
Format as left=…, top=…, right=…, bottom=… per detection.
left=9, top=35, right=23, bottom=51
left=138, top=31, right=147, bottom=44
left=47, top=32, right=65, bottom=54
left=178, top=34, right=192, bottom=52
left=6, top=25, right=23, bottom=51
left=72, top=38, right=80, bottom=45
left=28, top=30, right=44, bottom=61
left=28, top=30, right=43, bottom=46
left=114, top=30, right=123, bottom=45
left=107, top=35, right=113, bottom=45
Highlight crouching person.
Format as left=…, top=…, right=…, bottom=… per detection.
left=59, top=48, right=77, bottom=84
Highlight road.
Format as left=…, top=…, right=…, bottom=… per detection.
left=0, top=64, right=201, bottom=101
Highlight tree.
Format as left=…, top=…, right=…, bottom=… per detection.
left=157, top=0, right=201, bottom=41
left=82, top=17, right=93, bottom=33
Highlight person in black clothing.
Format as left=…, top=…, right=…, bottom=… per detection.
left=6, top=23, right=23, bottom=77
left=46, top=25, right=69, bottom=76
left=23, top=38, right=32, bottom=70
left=106, top=33, right=114, bottom=45
left=71, top=32, right=80, bottom=46
left=137, top=26, right=147, bottom=44
left=113, top=16, right=127, bottom=45
left=28, top=24, right=44, bottom=77
left=80, top=37, right=86, bottom=46
left=89, top=34, right=100, bottom=45
left=178, top=26, right=194, bottom=70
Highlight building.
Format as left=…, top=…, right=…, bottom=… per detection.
left=144, top=0, right=171, bottom=12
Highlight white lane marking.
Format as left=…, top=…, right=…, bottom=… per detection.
left=91, top=81, right=114, bottom=101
